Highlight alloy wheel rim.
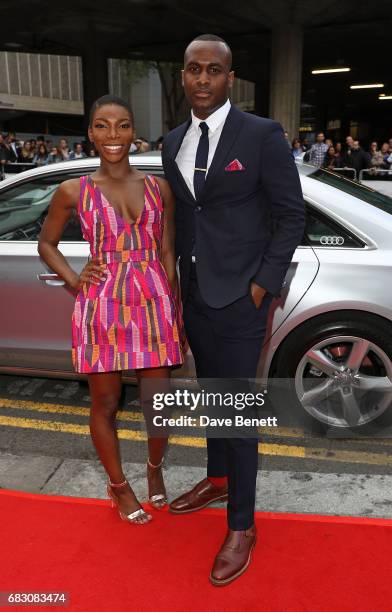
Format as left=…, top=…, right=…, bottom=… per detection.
left=294, top=335, right=392, bottom=428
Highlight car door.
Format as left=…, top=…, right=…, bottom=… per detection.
left=0, top=169, right=91, bottom=373
left=265, top=200, right=320, bottom=341
left=0, top=161, right=165, bottom=376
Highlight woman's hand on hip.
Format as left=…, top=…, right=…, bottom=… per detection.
left=73, top=258, right=107, bottom=290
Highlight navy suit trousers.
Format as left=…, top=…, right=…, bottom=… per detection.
left=183, top=263, right=272, bottom=530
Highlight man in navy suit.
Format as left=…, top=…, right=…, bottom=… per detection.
left=162, top=34, right=305, bottom=586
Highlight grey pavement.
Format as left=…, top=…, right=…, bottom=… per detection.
left=1, top=451, right=392, bottom=518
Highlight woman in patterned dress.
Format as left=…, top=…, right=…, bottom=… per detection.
left=38, top=95, right=184, bottom=525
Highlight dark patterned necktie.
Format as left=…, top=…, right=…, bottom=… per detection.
left=193, top=121, right=209, bottom=200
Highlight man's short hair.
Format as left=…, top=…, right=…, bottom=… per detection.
left=192, top=33, right=228, bottom=45
left=186, top=34, right=232, bottom=69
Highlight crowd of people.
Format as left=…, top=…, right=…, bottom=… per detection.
left=2, top=128, right=392, bottom=179
left=0, top=131, right=163, bottom=175
left=0, top=133, right=93, bottom=168
left=289, top=132, right=392, bottom=175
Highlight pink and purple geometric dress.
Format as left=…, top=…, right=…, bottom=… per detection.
left=71, top=174, right=184, bottom=373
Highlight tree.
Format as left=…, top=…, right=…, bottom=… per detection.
left=119, top=59, right=187, bottom=132
left=155, top=61, right=187, bottom=131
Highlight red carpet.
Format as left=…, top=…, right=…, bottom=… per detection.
left=0, top=489, right=391, bottom=612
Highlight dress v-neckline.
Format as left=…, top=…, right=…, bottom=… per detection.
left=90, top=174, right=147, bottom=226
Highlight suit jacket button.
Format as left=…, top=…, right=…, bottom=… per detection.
left=195, top=205, right=203, bottom=212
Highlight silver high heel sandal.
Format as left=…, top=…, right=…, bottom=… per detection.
left=107, top=479, right=152, bottom=524
left=147, top=458, right=167, bottom=509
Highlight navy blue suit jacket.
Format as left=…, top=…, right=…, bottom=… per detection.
left=162, top=105, right=305, bottom=308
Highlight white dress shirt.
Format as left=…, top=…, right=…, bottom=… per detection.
left=175, top=98, right=231, bottom=199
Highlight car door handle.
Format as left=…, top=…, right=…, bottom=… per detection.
left=38, top=273, right=59, bottom=280
left=37, top=273, right=65, bottom=286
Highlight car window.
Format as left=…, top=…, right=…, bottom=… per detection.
left=299, top=166, right=392, bottom=215
left=0, top=166, right=164, bottom=242
left=302, top=204, right=365, bottom=248
left=0, top=172, right=85, bottom=241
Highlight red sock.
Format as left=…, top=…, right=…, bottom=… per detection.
left=208, top=476, right=228, bottom=488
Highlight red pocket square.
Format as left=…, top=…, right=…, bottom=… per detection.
left=225, top=159, right=245, bottom=172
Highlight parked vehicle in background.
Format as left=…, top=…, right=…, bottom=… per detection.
left=0, top=156, right=392, bottom=429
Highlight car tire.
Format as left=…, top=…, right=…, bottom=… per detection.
left=272, top=311, right=392, bottom=430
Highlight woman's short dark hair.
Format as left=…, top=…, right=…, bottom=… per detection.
left=89, top=95, right=134, bottom=127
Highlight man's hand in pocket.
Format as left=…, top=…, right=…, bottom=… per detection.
left=250, top=281, right=267, bottom=309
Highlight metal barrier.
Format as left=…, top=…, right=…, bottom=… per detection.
left=2, top=160, right=390, bottom=186
left=359, top=168, right=392, bottom=182
left=0, top=162, right=37, bottom=180
left=326, top=167, right=392, bottom=184
left=331, top=167, right=357, bottom=180
left=3, top=162, right=37, bottom=174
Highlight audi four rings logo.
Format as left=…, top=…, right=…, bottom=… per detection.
left=320, top=235, right=345, bottom=245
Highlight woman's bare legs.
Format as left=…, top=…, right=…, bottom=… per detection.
left=88, top=371, right=151, bottom=524
left=137, top=367, right=171, bottom=509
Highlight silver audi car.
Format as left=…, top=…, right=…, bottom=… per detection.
left=1, top=155, right=391, bottom=429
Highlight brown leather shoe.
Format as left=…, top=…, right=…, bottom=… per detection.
left=169, top=478, right=228, bottom=514
left=210, top=525, right=257, bottom=586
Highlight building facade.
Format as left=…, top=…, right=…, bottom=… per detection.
left=1, top=52, right=255, bottom=143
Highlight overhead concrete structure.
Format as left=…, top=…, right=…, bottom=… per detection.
left=0, top=51, right=83, bottom=115
left=269, top=24, right=303, bottom=139
left=1, top=1, right=391, bottom=139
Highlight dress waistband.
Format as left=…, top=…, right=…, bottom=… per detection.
left=96, top=249, right=159, bottom=263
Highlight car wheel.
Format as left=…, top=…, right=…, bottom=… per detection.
left=273, top=312, right=392, bottom=428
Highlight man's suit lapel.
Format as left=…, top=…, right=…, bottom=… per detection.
left=170, top=118, right=191, bottom=159
left=200, top=106, right=245, bottom=199
left=166, top=106, right=245, bottom=204
left=166, top=118, right=196, bottom=205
